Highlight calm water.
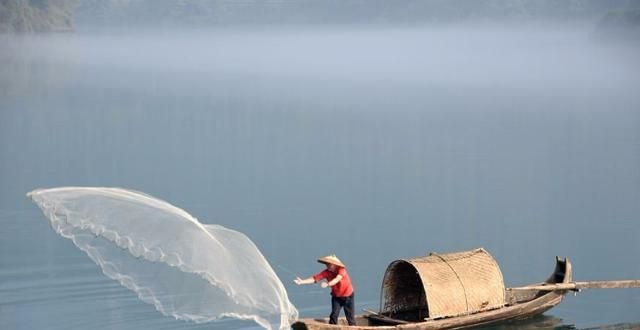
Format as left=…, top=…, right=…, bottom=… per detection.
left=1, top=25, right=639, bottom=330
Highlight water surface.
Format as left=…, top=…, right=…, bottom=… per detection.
left=1, top=25, right=639, bottom=329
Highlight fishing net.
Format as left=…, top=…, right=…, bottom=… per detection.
left=27, top=187, right=298, bottom=330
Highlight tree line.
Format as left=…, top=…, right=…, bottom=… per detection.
left=1, top=0, right=76, bottom=33
left=1, top=0, right=639, bottom=33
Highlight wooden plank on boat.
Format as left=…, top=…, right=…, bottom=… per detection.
left=508, top=280, right=640, bottom=291
left=362, top=310, right=409, bottom=325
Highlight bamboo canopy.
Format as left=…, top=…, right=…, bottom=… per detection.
left=381, top=248, right=506, bottom=320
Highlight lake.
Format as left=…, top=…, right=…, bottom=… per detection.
left=1, top=25, right=639, bottom=330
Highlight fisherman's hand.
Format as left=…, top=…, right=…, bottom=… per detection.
left=320, top=282, right=329, bottom=288
left=294, top=277, right=303, bottom=285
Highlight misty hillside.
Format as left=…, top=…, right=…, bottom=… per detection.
left=2, top=0, right=640, bottom=33
left=0, top=0, right=75, bottom=33
left=593, top=8, right=640, bottom=43
left=74, top=0, right=639, bottom=27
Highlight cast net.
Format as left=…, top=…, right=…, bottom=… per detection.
left=27, top=187, right=298, bottom=330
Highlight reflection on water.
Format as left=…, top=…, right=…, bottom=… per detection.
left=476, top=315, right=569, bottom=330
left=1, top=25, right=639, bottom=330
left=478, top=315, right=640, bottom=330
left=585, top=323, right=640, bottom=330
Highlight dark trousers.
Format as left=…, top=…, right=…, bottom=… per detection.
left=329, top=293, right=355, bottom=325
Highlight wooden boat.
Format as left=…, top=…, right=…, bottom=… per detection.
left=292, top=248, right=639, bottom=330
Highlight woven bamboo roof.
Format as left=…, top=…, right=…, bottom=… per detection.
left=381, top=248, right=505, bottom=320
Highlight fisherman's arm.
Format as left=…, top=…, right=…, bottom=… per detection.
left=294, top=276, right=316, bottom=285
left=320, top=274, right=343, bottom=288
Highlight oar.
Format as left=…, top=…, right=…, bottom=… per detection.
left=508, top=280, right=640, bottom=291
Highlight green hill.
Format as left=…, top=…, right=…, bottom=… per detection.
left=594, top=9, right=640, bottom=43
left=3, top=0, right=640, bottom=33
left=0, top=0, right=76, bottom=33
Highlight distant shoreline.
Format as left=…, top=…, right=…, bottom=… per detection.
left=0, top=1, right=75, bottom=33
left=2, top=1, right=638, bottom=38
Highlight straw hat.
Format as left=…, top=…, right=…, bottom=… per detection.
left=317, top=254, right=346, bottom=268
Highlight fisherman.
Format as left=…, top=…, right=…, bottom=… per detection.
left=294, top=254, right=356, bottom=325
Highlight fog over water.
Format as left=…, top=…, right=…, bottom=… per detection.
left=1, top=22, right=639, bottom=330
